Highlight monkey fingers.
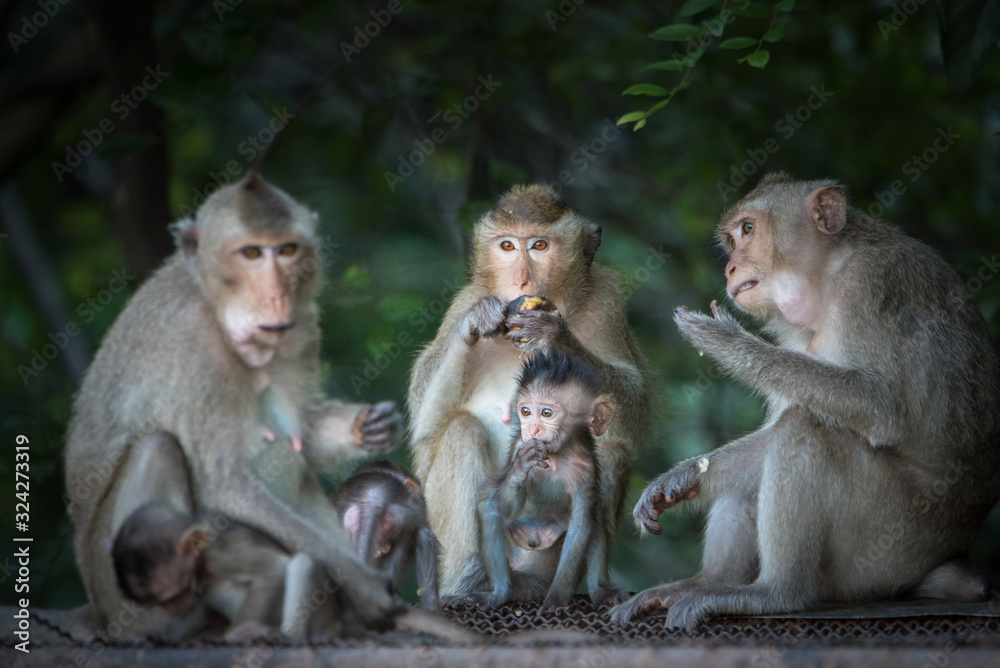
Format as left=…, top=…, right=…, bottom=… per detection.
left=353, top=401, right=403, bottom=452
left=673, top=304, right=748, bottom=359
left=540, top=589, right=573, bottom=611
left=504, top=309, right=566, bottom=352
left=606, top=583, right=687, bottom=625
left=464, top=296, right=508, bottom=345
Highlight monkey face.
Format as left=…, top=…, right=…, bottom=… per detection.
left=490, top=233, right=556, bottom=303
left=720, top=209, right=772, bottom=317
left=517, top=384, right=592, bottom=449
left=206, top=232, right=313, bottom=368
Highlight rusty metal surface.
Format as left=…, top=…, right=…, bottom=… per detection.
left=5, top=599, right=1000, bottom=668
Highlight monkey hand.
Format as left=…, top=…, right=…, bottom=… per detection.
left=633, top=458, right=705, bottom=535
left=504, top=308, right=569, bottom=353
left=512, top=439, right=550, bottom=479
left=340, top=561, right=405, bottom=630
left=351, top=401, right=403, bottom=453
left=463, top=296, right=508, bottom=345
left=673, top=301, right=750, bottom=361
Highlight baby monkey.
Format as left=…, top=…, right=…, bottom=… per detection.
left=332, top=461, right=440, bottom=611
left=112, top=502, right=335, bottom=640
left=456, top=351, right=622, bottom=609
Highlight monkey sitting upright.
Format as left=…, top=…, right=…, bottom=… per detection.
left=112, top=502, right=338, bottom=641
left=455, top=351, right=623, bottom=609
left=332, top=461, right=440, bottom=611
left=611, top=173, right=1000, bottom=630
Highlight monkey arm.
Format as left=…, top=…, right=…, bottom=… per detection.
left=634, top=429, right=767, bottom=535
left=306, top=400, right=401, bottom=469
left=211, top=479, right=400, bottom=628
left=675, top=303, right=904, bottom=447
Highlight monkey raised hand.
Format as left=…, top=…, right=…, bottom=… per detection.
left=512, top=438, right=550, bottom=479
left=462, top=296, right=508, bottom=346
left=673, top=300, right=758, bottom=363
left=504, top=305, right=570, bottom=353
left=351, top=401, right=403, bottom=453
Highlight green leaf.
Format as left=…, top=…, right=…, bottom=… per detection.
left=941, top=0, right=1000, bottom=93
left=632, top=118, right=647, bottom=131
left=775, top=0, right=795, bottom=11
left=648, top=99, right=672, bottom=114
left=649, top=24, right=704, bottom=41
left=622, top=83, right=669, bottom=97
left=731, top=2, right=771, bottom=19
left=720, top=36, right=758, bottom=49
left=617, top=111, right=647, bottom=125
left=763, top=24, right=785, bottom=42
left=679, top=0, right=720, bottom=17
left=745, top=49, right=771, bottom=68
left=643, top=59, right=687, bottom=71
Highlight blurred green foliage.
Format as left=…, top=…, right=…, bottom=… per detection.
left=1, top=0, right=999, bottom=609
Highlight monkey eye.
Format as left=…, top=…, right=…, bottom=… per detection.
left=500, top=240, right=516, bottom=251
left=278, top=243, right=298, bottom=257
left=531, top=239, right=548, bottom=251
left=241, top=246, right=262, bottom=259
left=540, top=408, right=554, bottom=418
left=740, top=220, right=754, bottom=236
left=520, top=406, right=531, bottom=417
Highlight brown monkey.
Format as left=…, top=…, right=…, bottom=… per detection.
left=64, top=172, right=403, bottom=638
left=610, top=173, right=1000, bottom=630
left=408, top=184, right=651, bottom=596
left=112, top=502, right=337, bottom=641
left=332, top=461, right=440, bottom=611
left=455, top=351, right=621, bottom=608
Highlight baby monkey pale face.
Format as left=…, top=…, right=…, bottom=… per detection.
left=517, top=380, right=616, bottom=453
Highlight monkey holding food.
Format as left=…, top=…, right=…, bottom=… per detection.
left=408, top=185, right=652, bottom=598
left=112, top=502, right=338, bottom=641
left=454, top=351, right=623, bottom=608
left=332, top=461, right=440, bottom=611
left=611, top=173, right=1000, bottom=630
left=65, top=172, right=404, bottom=638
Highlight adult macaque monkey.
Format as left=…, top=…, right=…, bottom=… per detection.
left=65, top=171, right=403, bottom=637
left=408, top=184, right=651, bottom=595
left=332, top=461, right=440, bottom=611
left=456, top=351, right=621, bottom=608
left=112, top=502, right=336, bottom=641
left=610, top=173, right=1000, bottom=630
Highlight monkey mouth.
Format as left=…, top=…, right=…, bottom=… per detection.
left=735, top=280, right=758, bottom=294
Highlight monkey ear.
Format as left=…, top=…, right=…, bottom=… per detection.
left=178, top=525, right=211, bottom=559
left=583, top=224, right=602, bottom=266
left=403, top=477, right=420, bottom=493
left=589, top=395, right=617, bottom=437
left=169, top=219, right=199, bottom=258
left=807, top=186, right=847, bottom=235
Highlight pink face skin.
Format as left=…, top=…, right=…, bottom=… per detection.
left=517, top=384, right=591, bottom=452
left=490, top=234, right=556, bottom=303
left=212, top=234, right=306, bottom=368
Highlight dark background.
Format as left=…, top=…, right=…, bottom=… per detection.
left=1, top=0, right=999, bottom=608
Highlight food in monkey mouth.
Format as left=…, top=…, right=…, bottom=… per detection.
left=506, top=295, right=559, bottom=342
